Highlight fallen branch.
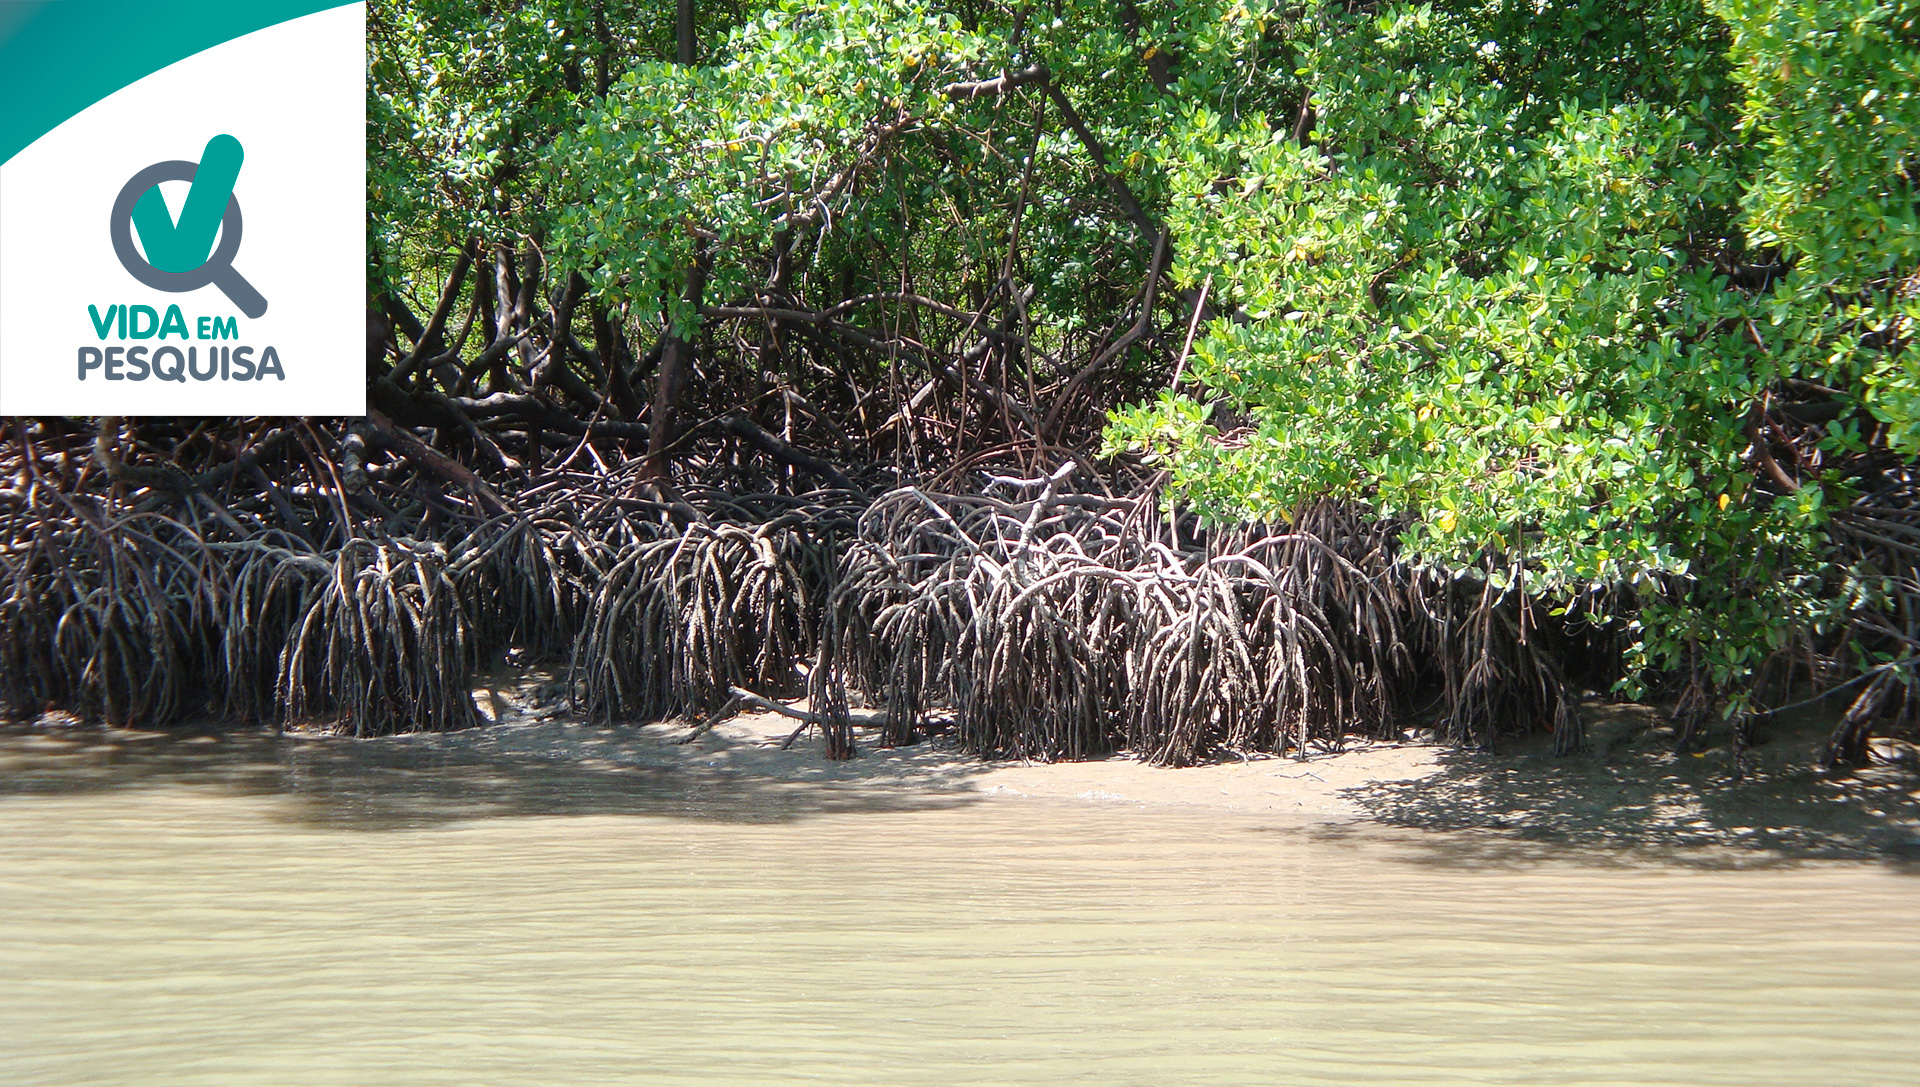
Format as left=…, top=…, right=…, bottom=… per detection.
left=676, top=694, right=744, bottom=744
left=726, top=685, right=826, bottom=749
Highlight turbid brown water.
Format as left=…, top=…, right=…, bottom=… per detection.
left=1, top=725, right=1916, bottom=1086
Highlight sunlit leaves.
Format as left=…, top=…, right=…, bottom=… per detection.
left=1105, top=0, right=1895, bottom=695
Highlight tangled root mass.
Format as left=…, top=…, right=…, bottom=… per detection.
left=0, top=420, right=1632, bottom=761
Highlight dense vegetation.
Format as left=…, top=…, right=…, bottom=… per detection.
left=6, top=0, right=1919, bottom=772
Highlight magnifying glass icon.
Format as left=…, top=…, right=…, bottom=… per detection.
left=109, top=158, right=268, bottom=319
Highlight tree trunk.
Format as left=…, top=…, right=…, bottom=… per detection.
left=642, top=262, right=708, bottom=481
left=676, top=0, right=695, bottom=65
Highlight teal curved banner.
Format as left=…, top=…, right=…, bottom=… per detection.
left=0, top=1, right=354, bottom=167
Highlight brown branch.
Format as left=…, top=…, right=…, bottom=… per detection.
left=390, top=242, right=476, bottom=383
left=940, top=60, right=1161, bottom=252
left=362, top=408, right=515, bottom=517
left=702, top=303, right=1041, bottom=436
left=941, top=63, right=1050, bottom=99
left=766, top=114, right=915, bottom=229
left=1045, top=228, right=1171, bottom=435
left=92, top=417, right=192, bottom=493
left=1044, top=82, right=1159, bottom=242
left=720, top=412, right=866, bottom=497
left=1745, top=399, right=1801, bottom=494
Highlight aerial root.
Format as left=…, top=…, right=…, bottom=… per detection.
left=4, top=422, right=1593, bottom=757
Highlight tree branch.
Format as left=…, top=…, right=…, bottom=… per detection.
left=721, top=412, right=866, bottom=497
left=941, top=63, right=1050, bottom=99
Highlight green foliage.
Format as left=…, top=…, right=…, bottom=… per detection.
left=1106, top=0, right=1918, bottom=706
left=542, top=0, right=1297, bottom=350
left=368, top=0, right=752, bottom=298
left=1714, top=0, right=1920, bottom=448
left=548, top=0, right=993, bottom=330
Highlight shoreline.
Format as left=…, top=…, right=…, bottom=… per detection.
left=6, top=680, right=1920, bottom=862
left=453, top=704, right=1453, bottom=821
left=443, top=672, right=1920, bottom=858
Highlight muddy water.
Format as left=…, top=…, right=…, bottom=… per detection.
left=1, top=730, right=1916, bottom=1086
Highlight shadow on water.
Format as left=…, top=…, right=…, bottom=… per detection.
left=7, top=703, right=1920, bottom=868
left=0, top=721, right=990, bottom=831
left=1337, top=704, right=1920, bottom=868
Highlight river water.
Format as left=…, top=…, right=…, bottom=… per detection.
left=1, top=728, right=1915, bottom=1085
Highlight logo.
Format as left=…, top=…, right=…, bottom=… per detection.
left=108, top=134, right=267, bottom=318
left=0, top=1, right=364, bottom=415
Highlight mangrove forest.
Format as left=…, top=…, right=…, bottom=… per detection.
left=6, top=0, right=1920, bottom=777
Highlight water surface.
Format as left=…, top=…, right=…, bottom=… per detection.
left=1, top=728, right=1915, bottom=1085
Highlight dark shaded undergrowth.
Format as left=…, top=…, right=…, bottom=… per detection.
left=3, top=415, right=1916, bottom=774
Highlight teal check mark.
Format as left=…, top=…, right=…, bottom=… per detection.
left=130, top=134, right=243, bottom=273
